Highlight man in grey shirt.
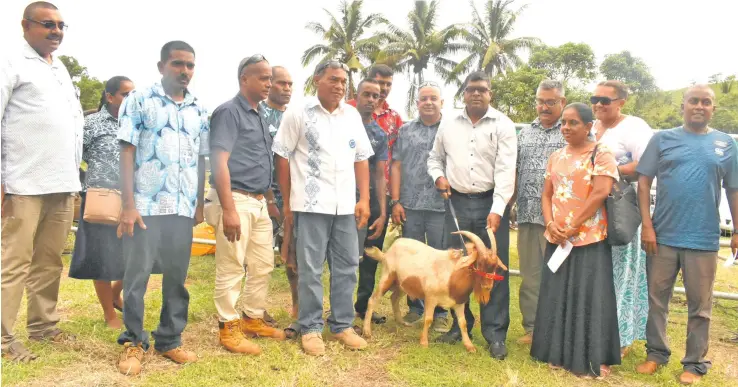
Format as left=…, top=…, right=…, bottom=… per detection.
left=514, top=80, right=567, bottom=345
left=390, top=82, right=449, bottom=331
left=205, top=54, right=286, bottom=356
left=1, top=1, right=82, bottom=362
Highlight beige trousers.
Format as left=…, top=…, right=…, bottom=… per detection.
left=1, top=193, right=74, bottom=347
left=204, top=190, right=274, bottom=322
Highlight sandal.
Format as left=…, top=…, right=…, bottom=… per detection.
left=263, top=311, right=278, bottom=328
left=28, top=328, right=76, bottom=343
left=113, top=301, right=123, bottom=313
left=284, top=323, right=299, bottom=340
left=2, top=342, right=38, bottom=362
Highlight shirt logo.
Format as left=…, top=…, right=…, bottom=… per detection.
left=715, top=140, right=728, bottom=148
left=349, top=139, right=356, bottom=149
left=715, top=148, right=724, bottom=156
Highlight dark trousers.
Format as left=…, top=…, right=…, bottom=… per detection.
left=445, top=192, right=510, bottom=344
left=117, top=215, right=193, bottom=352
left=354, top=195, right=389, bottom=315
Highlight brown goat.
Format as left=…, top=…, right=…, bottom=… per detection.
left=362, top=229, right=508, bottom=352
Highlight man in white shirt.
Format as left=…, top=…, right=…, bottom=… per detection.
left=273, top=61, right=372, bottom=356
left=1, top=1, right=83, bottom=362
left=427, top=71, right=517, bottom=360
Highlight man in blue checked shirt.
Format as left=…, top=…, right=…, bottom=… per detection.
left=115, top=41, right=209, bottom=376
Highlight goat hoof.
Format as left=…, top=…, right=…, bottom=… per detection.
left=420, top=340, right=429, bottom=348
left=402, top=322, right=413, bottom=327
left=465, top=345, right=477, bottom=353
left=362, top=330, right=372, bottom=339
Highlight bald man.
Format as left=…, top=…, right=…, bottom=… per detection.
left=635, top=85, right=738, bottom=385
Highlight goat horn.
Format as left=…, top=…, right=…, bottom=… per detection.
left=485, top=228, right=498, bottom=259
left=452, top=230, right=488, bottom=258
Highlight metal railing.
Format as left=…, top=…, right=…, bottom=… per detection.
left=68, top=226, right=738, bottom=301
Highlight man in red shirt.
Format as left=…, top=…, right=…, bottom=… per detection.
left=348, top=64, right=404, bottom=324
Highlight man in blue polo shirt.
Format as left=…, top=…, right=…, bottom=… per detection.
left=635, top=84, right=738, bottom=385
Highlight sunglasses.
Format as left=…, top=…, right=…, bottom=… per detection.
left=25, top=18, right=67, bottom=31
left=315, top=60, right=350, bottom=74
left=589, top=96, right=621, bottom=106
left=238, top=54, right=268, bottom=77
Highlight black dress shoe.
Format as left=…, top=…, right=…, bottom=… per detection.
left=489, top=341, right=507, bottom=360
left=435, top=329, right=472, bottom=344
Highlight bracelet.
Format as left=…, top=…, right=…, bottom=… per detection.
left=267, top=200, right=276, bottom=205
left=545, top=221, right=553, bottom=228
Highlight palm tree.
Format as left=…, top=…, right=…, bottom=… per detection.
left=446, top=0, right=540, bottom=93
left=378, top=0, right=463, bottom=116
left=301, top=0, right=387, bottom=98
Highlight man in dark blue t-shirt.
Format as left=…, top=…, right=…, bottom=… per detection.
left=635, top=85, right=738, bottom=385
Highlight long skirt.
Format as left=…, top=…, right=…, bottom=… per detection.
left=530, top=240, right=621, bottom=377
left=612, top=225, right=648, bottom=347
left=69, top=193, right=124, bottom=281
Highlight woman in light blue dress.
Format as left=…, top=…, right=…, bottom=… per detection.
left=591, top=80, right=654, bottom=356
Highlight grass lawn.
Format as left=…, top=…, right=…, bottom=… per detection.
left=2, top=231, right=738, bottom=387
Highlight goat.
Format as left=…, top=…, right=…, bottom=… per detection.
left=362, top=229, right=508, bottom=352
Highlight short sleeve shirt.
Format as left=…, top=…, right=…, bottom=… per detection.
left=117, top=83, right=210, bottom=218
left=544, top=144, right=619, bottom=246
left=209, top=94, right=273, bottom=193
left=364, top=120, right=388, bottom=193
left=637, top=127, right=738, bottom=251
left=83, top=108, right=120, bottom=190
left=392, top=118, right=445, bottom=212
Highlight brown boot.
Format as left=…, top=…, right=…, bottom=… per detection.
left=636, top=360, right=660, bottom=375
left=333, top=328, right=367, bottom=350
left=679, top=371, right=702, bottom=385
left=517, top=332, right=533, bottom=345
left=240, top=312, right=287, bottom=340
left=219, top=320, right=261, bottom=355
left=118, top=342, right=144, bottom=376
left=301, top=332, right=325, bottom=356
left=161, top=346, right=197, bottom=364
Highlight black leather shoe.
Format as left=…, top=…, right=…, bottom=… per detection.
left=435, top=329, right=472, bottom=344
left=489, top=341, right=507, bottom=360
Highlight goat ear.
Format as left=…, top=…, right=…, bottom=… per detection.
left=454, top=248, right=477, bottom=270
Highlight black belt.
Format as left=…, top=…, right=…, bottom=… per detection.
left=450, top=188, right=494, bottom=199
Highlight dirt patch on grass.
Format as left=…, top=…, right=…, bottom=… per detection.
left=330, top=347, right=405, bottom=387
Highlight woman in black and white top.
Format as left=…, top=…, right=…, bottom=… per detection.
left=69, top=76, right=133, bottom=329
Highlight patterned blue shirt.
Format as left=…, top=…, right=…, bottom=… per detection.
left=357, top=120, right=388, bottom=200
left=117, top=83, right=210, bottom=218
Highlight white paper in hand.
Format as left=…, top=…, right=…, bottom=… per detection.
left=724, top=251, right=737, bottom=268
left=547, top=240, right=574, bottom=273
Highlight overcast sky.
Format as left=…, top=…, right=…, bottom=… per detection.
left=2, top=0, right=736, bottom=119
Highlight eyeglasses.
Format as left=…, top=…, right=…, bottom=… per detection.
left=464, top=86, right=490, bottom=94
left=589, top=96, right=621, bottom=106
left=535, top=98, right=561, bottom=107
left=25, top=18, right=67, bottom=31
left=237, top=54, right=267, bottom=77
left=314, top=60, right=349, bottom=74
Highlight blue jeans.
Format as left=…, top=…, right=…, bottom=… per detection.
left=403, top=209, right=448, bottom=319
left=294, top=212, right=359, bottom=334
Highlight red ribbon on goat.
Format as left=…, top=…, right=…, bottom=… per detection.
left=473, top=269, right=504, bottom=281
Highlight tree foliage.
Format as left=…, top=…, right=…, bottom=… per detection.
left=599, top=51, right=657, bottom=93
left=300, top=0, right=387, bottom=97
left=529, top=42, right=596, bottom=85
left=59, top=55, right=104, bottom=111
left=490, top=66, right=547, bottom=122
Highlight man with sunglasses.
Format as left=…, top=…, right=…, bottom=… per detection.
left=1, top=1, right=82, bottom=362
left=273, top=61, right=372, bottom=356
left=427, top=71, right=517, bottom=360
left=514, top=80, right=568, bottom=345
left=204, top=54, right=286, bottom=357
left=635, top=85, right=738, bottom=385
left=390, top=82, right=450, bottom=331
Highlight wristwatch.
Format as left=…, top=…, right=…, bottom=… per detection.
left=389, top=199, right=400, bottom=208
left=267, top=200, right=276, bottom=205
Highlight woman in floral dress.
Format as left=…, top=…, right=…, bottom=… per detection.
left=531, top=103, right=621, bottom=379
left=69, top=76, right=133, bottom=329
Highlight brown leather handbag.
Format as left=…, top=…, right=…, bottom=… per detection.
left=83, top=188, right=122, bottom=225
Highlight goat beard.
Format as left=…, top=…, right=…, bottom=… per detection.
left=473, top=280, right=492, bottom=304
